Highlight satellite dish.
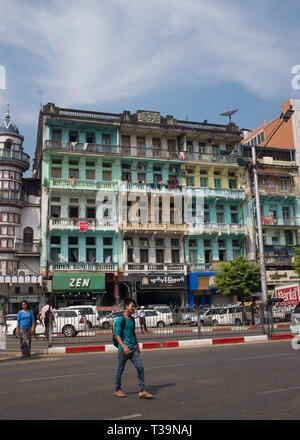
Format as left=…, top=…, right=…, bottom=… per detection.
left=219, top=108, right=238, bottom=123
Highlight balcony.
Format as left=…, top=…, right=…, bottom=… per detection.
left=119, top=182, right=182, bottom=194
left=261, top=217, right=298, bottom=227
left=0, top=190, right=28, bottom=204
left=121, top=223, right=186, bottom=233
left=49, top=262, right=118, bottom=272
left=189, top=263, right=214, bottom=272
left=0, top=148, right=30, bottom=169
left=15, top=243, right=40, bottom=254
left=124, top=263, right=187, bottom=274
left=49, top=178, right=118, bottom=191
left=49, top=217, right=118, bottom=231
left=259, top=184, right=297, bottom=197
left=188, top=222, right=246, bottom=234
left=188, top=188, right=245, bottom=200
left=264, top=245, right=297, bottom=266
left=184, top=152, right=240, bottom=165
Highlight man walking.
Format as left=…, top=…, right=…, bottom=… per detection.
left=41, top=299, right=55, bottom=341
left=114, top=298, right=153, bottom=399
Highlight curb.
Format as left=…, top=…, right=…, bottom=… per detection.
left=34, top=333, right=292, bottom=355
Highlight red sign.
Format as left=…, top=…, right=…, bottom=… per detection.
left=274, top=283, right=300, bottom=306
left=80, top=222, right=89, bottom=232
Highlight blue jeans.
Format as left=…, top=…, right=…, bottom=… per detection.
left=115, top=348, right=145, bottom=392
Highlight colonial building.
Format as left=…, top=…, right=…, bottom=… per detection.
left=34, top=103, right=246, bottom=308
left=0, top=108, right=41, bottom=313
left=242, top=99, right=300, bottom=294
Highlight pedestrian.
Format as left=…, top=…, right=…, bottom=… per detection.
left=16, top=300, right=35, bottom=359
left=114, top=298, right=153, bottom=399
left=0, top=303, right=7, bottom=350
left=138, top=306, right=147, bottom=333
left=41, top=299, right=55, bottom=341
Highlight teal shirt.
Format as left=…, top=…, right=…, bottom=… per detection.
left=115, top=316, right=136, bottom=352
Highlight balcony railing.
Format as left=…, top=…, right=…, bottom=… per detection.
left=119, top=182, right=182, bottom=194
left=44, top=140, right=241, bottom=164
left=189, top=188, right=245, bottom=199
left=49, top=217, right=117, bottom=230
left=188, top=263, right=213, bottom=272
left=265, top=256, right=293, bottom=266
left=49, top=178, right=118, bottom=191
left=121, top=223, right=186, bottom=232
left=49, top=262, right=118, bottom=272
left=15, top=243, right=40, bottom=254
left=261, top=217, right=297, bottom=226
left=124, top=263, right=187, bottom=274
left=0, top=190, right=28, bottom=203
left=259, top=184, right=297, bottom=196
left=188, top=222, right=246, bottom=233
left=0, top=148, right=30, bottom=168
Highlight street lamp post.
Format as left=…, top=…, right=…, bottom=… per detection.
left=251, top=105, right=294, bottom=336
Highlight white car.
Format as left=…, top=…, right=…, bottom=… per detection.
left=99, top=311, right=123, bottom=329
left=133, top=309, right=172, bottom=328
left=147, top=305, right=174, bottom=325
left=202, top=305, right=251, bottom=326
left=66, top=305, right=100, bottom=328
left=7, top=310, right=87, bottom=338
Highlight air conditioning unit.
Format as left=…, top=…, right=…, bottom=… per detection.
left=181, top=171, right=188, bottom=176
left=18, top=269, right=30, bottom=276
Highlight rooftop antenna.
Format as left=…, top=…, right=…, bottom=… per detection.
left=37, top=88, right=43, bottom=110
left=219, top=108, right=238, bottom=123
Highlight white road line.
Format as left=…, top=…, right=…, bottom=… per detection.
left=108, top=414, right=143, bottom=420
left=20, top=372, right=96, bottom=382
left=231, top=353, right=297, bottom=362
left=146, top=363, right=189, bottom=370
left=257, top=385, right=300, bottom=395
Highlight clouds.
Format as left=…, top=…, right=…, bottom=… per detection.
left=0, top=0, right=299, bottom=118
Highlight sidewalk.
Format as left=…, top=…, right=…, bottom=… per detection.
left=34, top=333, right=294, bottom=355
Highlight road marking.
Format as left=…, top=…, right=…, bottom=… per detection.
left=20, top=372, right=96, bottom=382
left=231, top=353, right=297, bottom=362
left=108, top=414, right=143, bottom=420
left=257, top=385, right=300, bottom=395
left=146, top=363, right=189, bottom=370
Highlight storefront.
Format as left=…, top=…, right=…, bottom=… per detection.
left=188, top=272, right=230, bottom=307
left=136, top=273, right=188, bottom=306
left=51, top=273, right=106, bottom=308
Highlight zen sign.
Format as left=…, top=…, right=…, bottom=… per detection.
left=52, top=273, right=105, bottom=292
left=274, top=283, right=300, bottom=306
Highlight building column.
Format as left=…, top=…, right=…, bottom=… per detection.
left=114, top=275, right=119, bottom=306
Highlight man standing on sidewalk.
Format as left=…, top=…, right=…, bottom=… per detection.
left=114, top=298, right=153, bottom=399
left=41, top=299, right=55, bottom=341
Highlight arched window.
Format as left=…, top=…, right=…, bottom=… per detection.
left=4, top=139, right=12, bottom=150
left=23, top=227, right=33, bottom=244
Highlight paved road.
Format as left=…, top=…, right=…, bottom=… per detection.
left=1, top=340, right=299, bottom=420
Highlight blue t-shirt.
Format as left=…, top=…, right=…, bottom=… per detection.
left=115, top=316, right=136, bottom=352
left=17, top=310, right=35, bottom=330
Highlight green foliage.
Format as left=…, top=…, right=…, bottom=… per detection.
left=213, top=256, right=261, bottom=300
left=42, top=178, right=49, bottom=189
left=293, top=247, right=300, bottom=278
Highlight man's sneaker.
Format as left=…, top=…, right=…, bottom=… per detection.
left=114, top=390, right=127, bottom=398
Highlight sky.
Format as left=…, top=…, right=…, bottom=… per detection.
left=0, top=0, right=300, bottom=176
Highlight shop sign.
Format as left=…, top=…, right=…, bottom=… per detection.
left=80, top=222, right=89, bottom=232
left=273, top=283, right=300, bottom=306
left=140, top=274, right=186, bottom=289
left=53, top=273, right=105, bottom=292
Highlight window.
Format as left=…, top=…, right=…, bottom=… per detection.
left=189, top=249, right=197, bottom=263
left=140, top=249, right=148, bottom=263
left=218, top=240, right=225, bottom=248
left=52, top=158, right=62, bottom=165
left=121, top=135, right=131, bottom=147
left=86, top=170, right=95, bottom=180
left=280, top=178, right=289, bottom=192
left=229, top=179, right=237, bottom=189
left=86, top=248, right=96, bottom=262
left=156, top=249, right=164, bottom=263
left=127, top=248, right=133, bottom=263
left=266, top=177, right=275, bottom=188
left=69, top=131, right=78, bottom=142
left=103, top=248, right=113, bottom=263
left=69, top=206, right=79, bottom=218
left=86, top=207, right=96, bottom=218
left=23, top=227, right=33, bottom=244
left=189, top=239, right=197, bottom=247
left=171, top=239, right=179, bottom=247
left=219, top=250, right=226, bottom=261
left=217, top=212, right=224, bottom=223
left=187, top=177, right=194, bottom=186
left=155, top=238, right=164, bottom=247
left=86, top=237, right=96, bottom=246
left=51, top=168, right=61, bottom=178
left=140, top=238, right=148, bottom=247
left=52, top=129, right=62, bottom=141
left=51, top=205, right=61, bottom=218
left=214, top=179, right=221, bottom=189
left=285, top=230, right=294, bottom=245
left=68, top=236, right=78, bottom=245
left=102, top=171, right=112, bottom=181
left=51, top=236, right=61, bottom=245
left=282, top=207, right=290, bottom=224
left=103, top=237, right=112, bottom=246
left=69, top=169, right=79, bottom=179
left=102, top=133, right=111, bottom=145
left=86, top=132, right=95, bottom=143
left=200, top=177, right=208, bottom=188
left=137, top=137, right=146, bottom=147
left=171, top=249, right=180, bottom=263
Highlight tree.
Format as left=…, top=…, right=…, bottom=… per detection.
left=213, top=256, right=261, bottom=302
left=293, top=247, right=300, bottom=279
